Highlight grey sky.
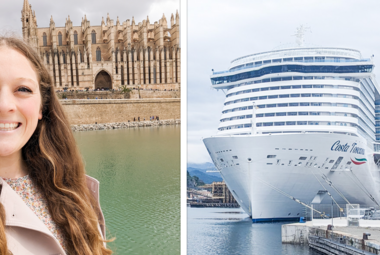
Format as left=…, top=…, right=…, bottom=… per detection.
left=0, top=0, right=179, bottom=35
left=188, top=0, right=380, bottom=163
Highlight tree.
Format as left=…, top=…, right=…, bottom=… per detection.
left=119, top=85, right=132, bottom=99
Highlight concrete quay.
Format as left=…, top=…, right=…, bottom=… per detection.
left=71, top=119, right=180, bottom=132
left=282, top=219, right=380, bottom=254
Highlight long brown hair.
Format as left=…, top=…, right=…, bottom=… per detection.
left=0, top=36, right=113, bottom=254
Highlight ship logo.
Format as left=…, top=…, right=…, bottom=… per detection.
left=351, top=158, right=367, bottom=165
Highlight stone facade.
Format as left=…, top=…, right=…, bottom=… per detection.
left=21, top=0, right=180, bottom=91
left=61, top=99, right=180, bottom=125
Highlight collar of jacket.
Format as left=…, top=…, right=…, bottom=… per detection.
left=0, top=177, right=67, bottom=255
left=0, top=175, right=106, bottom=255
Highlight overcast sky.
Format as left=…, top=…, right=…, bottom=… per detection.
left=0, top=0, right=179, bottom=34
left=188, top=0, right=380, bottom=163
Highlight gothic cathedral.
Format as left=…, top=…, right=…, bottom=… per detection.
left=21, top=0, right=180, bottom=90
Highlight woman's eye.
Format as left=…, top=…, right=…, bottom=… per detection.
left=17, top=86, right=32, bottom=93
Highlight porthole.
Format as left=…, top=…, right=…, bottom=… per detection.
left=267, top=155, right=276, bottom=158
left=299, top=157, right=307, bottom=160
left=329, top=160, right=334, bottom=163
left=248, top=158, right=252, bottom=162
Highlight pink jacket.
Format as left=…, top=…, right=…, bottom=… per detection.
left=0, top=175, right=106, bottom=255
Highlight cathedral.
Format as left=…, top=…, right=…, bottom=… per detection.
left=21, top=0, right=180, bottom=90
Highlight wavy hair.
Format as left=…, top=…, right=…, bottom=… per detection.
left=0, top=36, right=113, bottom=254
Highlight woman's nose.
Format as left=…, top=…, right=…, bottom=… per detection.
left=0, top=88, right=16, bottom=114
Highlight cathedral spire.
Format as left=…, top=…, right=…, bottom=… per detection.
left=146, top=16, right=150, bottom=24
left=22, top=0, right=30, bottom=11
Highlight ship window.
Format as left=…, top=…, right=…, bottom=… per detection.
left=300, top=103, right=310, bottom=106
left=275, top=148, right=279, bottom=150
left=293, top=76, right=302, bottom=80
left=299, top=112, right=308, bottom=115
left=279, top=94, right=289, bottom=98
left=299, top=157, right=307, bottom=160
left=267, top=155, right=276, bottom=158
left=220, top=159, right=224, bottom=162
left=265, top=113, right=275, bottom=117
left=267, top=163, right=273, bottom=165
left=291, top=94, right=300, bottom=97
left=248, top=158, right=252, bottom=161
left=297, top=121, right=307, bottom=125
left=329, top=160, right=335, bottom=163
left=267, top=104, right=276, bottom=108
left=232, top=156, right=238, bottom=159
left=347, top=161, right=351, bottom=165
left=289, top=103, right=299, bottom=107
left=272, top=59, right=281, bottom=63
left=278, top=103, right=288, bottom=107
left=303, top=85, right=312, bottom=88
left=270, top=86, right=279, bottom=90
left=268, top=95, right=278, bottom=99
left=263, top=60, right=271, bottom=64
left=301, top=94, right=311, bottom=97
left=276, top=112, right=286, bottom=116
left=259, top=96, right=267, bottom=100
left=236, top=163, right=239, bottom=165
left=256, top=114, right=263, bottom=117
left=286, top=121, right=295, bottom=125
left=263, top=122, right=273, bottom=126
left=275, top=122, right=285, bottom=126
left=281, top=86, right=291, bottom=89
left=331, top=157, right=344, bottom=170
left=261, top=87, right=269, bottom=91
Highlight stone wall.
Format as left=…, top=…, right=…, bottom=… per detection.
left=61, top=98, right=180, bottom=125
left=56, top=89, right=180, bottom=100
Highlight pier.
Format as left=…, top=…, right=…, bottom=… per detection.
left=282, top=219, right=380, bottom=254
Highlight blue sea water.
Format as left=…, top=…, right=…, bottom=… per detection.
left=188, top=208, right=318, bottom=255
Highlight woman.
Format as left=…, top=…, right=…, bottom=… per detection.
left=0, top=36, right=112, bottom=254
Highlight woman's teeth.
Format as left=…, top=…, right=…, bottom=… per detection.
left=0, top=123, right=19, bottom=131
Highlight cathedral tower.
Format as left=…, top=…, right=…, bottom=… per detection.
left=21, top=0, right=39, bottom=52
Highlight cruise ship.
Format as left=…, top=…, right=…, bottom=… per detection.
left=203, top=42, right=380, bottom=222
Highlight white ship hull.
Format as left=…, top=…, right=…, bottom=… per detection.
left=204, top=133, right=380, bottom=222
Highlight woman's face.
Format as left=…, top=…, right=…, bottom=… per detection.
left=0, top=46, right=42, bottom=158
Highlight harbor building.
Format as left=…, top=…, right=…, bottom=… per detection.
left=21, top=0, right=180, bottom=90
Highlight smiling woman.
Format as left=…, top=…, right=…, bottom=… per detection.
left=0, top=36, right=113, bottom=255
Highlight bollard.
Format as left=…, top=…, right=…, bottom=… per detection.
left=363, top=233, right=371, bottom=240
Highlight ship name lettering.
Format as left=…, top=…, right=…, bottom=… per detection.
left=350, top=143, right=365, bottom=155
left=330, top=141, right=365, bottom=155
left=331, top=140, right=349, bottom=152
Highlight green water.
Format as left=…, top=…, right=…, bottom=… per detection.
left=74, top=126, right=180, bottom=255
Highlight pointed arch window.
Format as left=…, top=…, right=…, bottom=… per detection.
left=62, top=50, right=66, bottom=64
left=96, top=47, right=101, bottom=61
left=80, top=50, right=83, bottom=63
left=74, top=31, right=78, bottom=45
left=92, top=30, right=96, bottom=44
left=58, top=32, right=62, bottom=46
left=43, top=33, right=47, bottom=46
left=46, top=51, right=50, bottom=64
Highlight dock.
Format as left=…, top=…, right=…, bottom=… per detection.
left=282, top=219, right=380, bottom=254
